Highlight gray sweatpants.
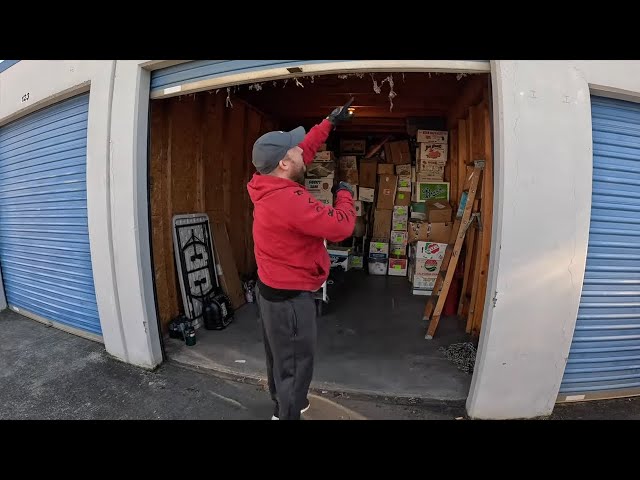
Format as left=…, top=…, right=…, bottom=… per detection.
left=256, top=289, right=317, bottom=420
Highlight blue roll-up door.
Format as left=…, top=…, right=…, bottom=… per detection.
left=150, top=60, right=350, bottom=95
left=559, top=96, right=640, bottom=400
left=0, top=93, right=101, bottom=337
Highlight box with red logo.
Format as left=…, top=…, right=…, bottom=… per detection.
left=410, top=241, right=448, bottom=293
left=414, top=241, right=447, bottom=260
left=388, top=256, right=408, bottom=276
left=416, top=129, right=448, bottom=144
left=418, top=143, right=448, bottom=162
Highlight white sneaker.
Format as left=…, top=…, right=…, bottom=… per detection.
left=271, top=399, right=310, bottom=420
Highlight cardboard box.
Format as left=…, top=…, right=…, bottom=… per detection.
left=412, top=181, right=450, bottom=203
left=359, top=158, right=378, bottom=188
left=419, top=143, right=448, bottom=162
left=340, top=139, right=366, bottom=155
left=369, top=241, right=389, bottom=259
left=392, top=206, right=409, bottom=231
left=390, top=230, right=408, bottom=247
left=354, top=200, right=363, bottom=217
left=414, top=241, right=447, bottom=260
left=411, top=288, right=433, bottom=297
left=305, top=177, right=334, bottom=205
left=377, top=174, right=397, bottom=210
left=417, top=129, right=448, bottom=144
left=368, top=258, right=388, bottom=276
left=368, top=241, right=389, bottom=276
left=318, top=143, right=327, bottom=152
left=418, top=158, right=447, bottom=171
left=397, top=175, right=412, bottom=193
left=428, top=222, right=453, bottom=243
left=390, top=229, right=408, bottom=256
left=396, top=164, right=412, bottom=176
left=378, top=163, right=395, bottom=175
left=410, top=241, right=448, bottom=291
left=339, top=156, right=359, bottom=185
left=328, top=246, right=352, bottom=271
left=395, top=191, right=411, bottom=207
left=410, top=202, right=427, bottom=221
left=384, top=140, right=412, bottom=165
left=408, top=221, right=452, bottom=244
left=373, top=209, right=393, bottom=240
left=306, top=162, right=336, bottom=178
left=349, top=254, right=364, bottom=270
left=425, top=201, right=453, bottom=223
left=417, top=160, right=445, bottom=182
left=359, top=187, right=375, bottom=203
left=413, top=273, right=436, bottom=292
left=416, top=172, right=445, bottom=183
left=388, top=256, right=408, bottom=277
left=314, top=150, right=336, bottom=162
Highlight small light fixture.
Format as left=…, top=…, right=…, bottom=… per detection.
left=347, top=107, right=355, bottom=115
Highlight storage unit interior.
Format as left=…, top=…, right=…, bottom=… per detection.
left=148, top=70, right=494, bottom=400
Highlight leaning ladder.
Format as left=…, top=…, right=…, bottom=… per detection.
left=423, top=160, right=484, bottom=340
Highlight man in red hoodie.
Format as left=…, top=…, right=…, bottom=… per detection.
left=247, top=100, right=356, bottom=420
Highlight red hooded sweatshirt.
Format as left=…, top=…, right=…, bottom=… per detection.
left=247, top=119, right=356, bottom=293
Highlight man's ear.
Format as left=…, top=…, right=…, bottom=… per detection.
left=278, top=158, right=288, bottom=170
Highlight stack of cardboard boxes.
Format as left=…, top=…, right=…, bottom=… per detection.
left=366, top=140, right=411, bottom=276
left=305, top=144, right=336, bottom=206
left=408, top=130, right=453, bottom=295
left=323, top=139, right=372, bottom=271
left=306, top=131, right=454, bottom=297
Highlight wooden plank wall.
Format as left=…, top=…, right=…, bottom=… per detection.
left=149, top=92, right=277, bottom=331
left=447, top=75, right=493, bottom=337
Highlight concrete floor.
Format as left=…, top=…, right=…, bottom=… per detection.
left=166, top=269, right=473, bottom=401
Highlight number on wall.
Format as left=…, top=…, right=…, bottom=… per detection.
left=21, top=93, right=30, bottom=103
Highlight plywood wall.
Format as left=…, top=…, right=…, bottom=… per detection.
left=149, top=92, right=277, bottom=331
left=446, top=77, right=493, bottom=337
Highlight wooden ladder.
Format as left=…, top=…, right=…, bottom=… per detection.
left=423, top=160, right=484, bottom=340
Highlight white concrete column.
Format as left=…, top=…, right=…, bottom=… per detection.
left=107, top=60, right=162, bottom=368
left=466, top=60, right=593, bottom=419
left=0, top=269, right=7, bottom=310
left=86, top=61, right=126, bottom=353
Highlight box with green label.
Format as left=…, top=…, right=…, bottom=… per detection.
left=392, top=206, right=409, bottom=231
left=397, top=175, right=412, bottom=192
left=390, top=230, right=408, bottom=256
left=412, top=181, right=450, bottom=203
left=395, top=190, right=411, bottom=207
left=388, top=256, right=408, bottom=277
left=349, top=254, right=364, bottom=270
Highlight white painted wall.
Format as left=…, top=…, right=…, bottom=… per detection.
left=0, top=60, right=162, bottom=368
left=3, top=60, right=640, bottom=417
left=466, top=60, right=640, bottom=419
left=109, top=60, right=162, bottom=367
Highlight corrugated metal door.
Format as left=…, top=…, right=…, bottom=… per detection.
left=0, top=93, right=101, bottom=337
left=559, top=96, right=640, bottom=400
left=150, top=60, right=350, bottom=96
